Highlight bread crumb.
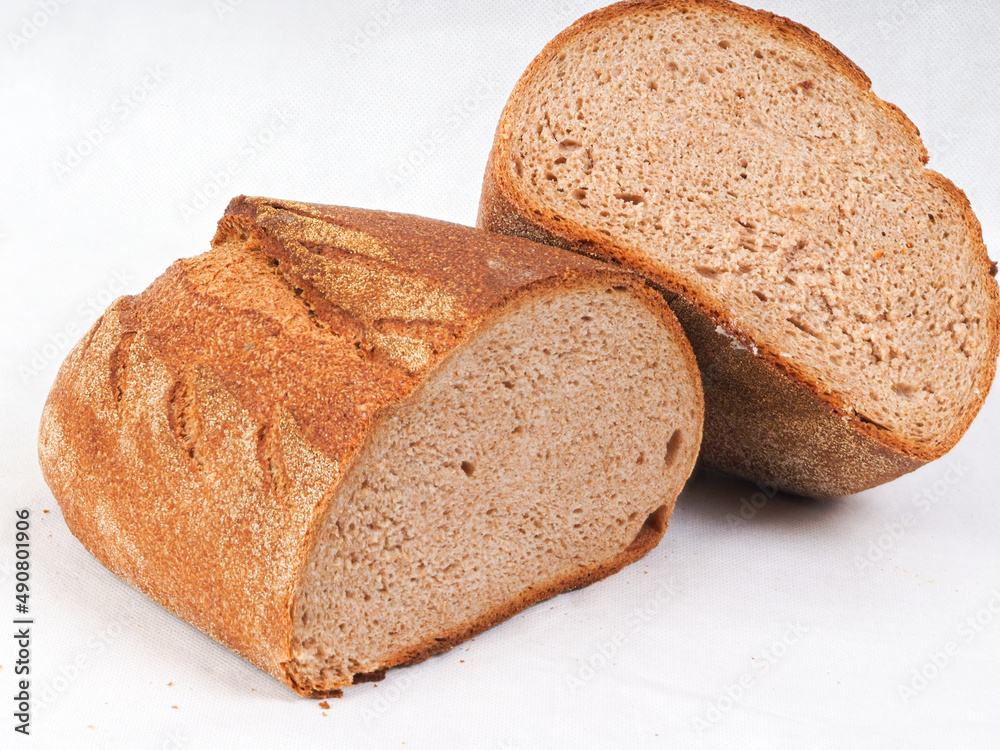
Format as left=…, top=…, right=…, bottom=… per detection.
left=318, top=701, right=330, bottom=709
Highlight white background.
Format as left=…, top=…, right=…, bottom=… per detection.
left=2, top=1, right=999, bottom=748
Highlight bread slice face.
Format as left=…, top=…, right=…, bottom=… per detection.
left=286, top=282, right=698, bottom=693
left=479, top=0, right=1000, bottom=497
left=38, top=196, right=702, bottom=696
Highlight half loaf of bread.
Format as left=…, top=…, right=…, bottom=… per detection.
left=38, top=196, right=703, bottom=696
left=479, top=0, right=1000, bottom=497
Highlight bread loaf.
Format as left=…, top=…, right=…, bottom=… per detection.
left=38, top=196, right=703, bottom=696
left=478, top=0, right=1000, bottom=497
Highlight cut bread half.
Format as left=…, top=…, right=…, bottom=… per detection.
left=38, top=196, right=703, bottom=696
left=478, top=0, right=1000, bottom=497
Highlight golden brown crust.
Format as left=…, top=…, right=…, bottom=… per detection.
left=478, top=0, right=1000, bottom=496
left=38, top=197, right=700, bottom=695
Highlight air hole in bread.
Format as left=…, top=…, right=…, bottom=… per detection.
left=664, top=430, right=682, bottom=467
left=892, top=383, right=921, bottom=398
left=615, top=192, right=645, bottom=205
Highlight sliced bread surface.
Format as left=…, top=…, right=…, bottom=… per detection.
left=479, top=0, right=1000, bottom=497
left=38, top=196, right=703, bottom=696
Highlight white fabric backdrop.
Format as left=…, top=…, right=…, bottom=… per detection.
left=2, top=1, right=998, bottom=748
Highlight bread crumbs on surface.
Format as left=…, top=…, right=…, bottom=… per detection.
left=167, top=682, right=173, bottom=686
left=171, top=706, right=178, bottom=709
left=318, top=701, right=330, bottom=709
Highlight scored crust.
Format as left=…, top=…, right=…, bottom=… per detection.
left=38, top=196, right=703, bottom=696
left=478, top=0, right=1000, bottom=497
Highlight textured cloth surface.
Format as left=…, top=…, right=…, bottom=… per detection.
left=2, top=1, right=998, bottom=748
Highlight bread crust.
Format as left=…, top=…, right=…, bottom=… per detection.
left=478, top=0, right=1000, bottom=497
left=38, top=197, right=702, bottom=696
